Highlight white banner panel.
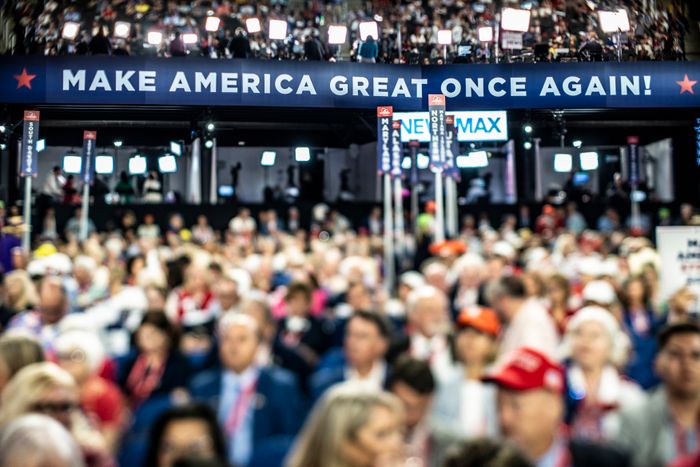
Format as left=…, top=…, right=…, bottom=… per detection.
left=657, top=226, right=700, bottom=302
left=394, top=110, right=508, bottom=143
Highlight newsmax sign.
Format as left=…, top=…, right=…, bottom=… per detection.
left=394, top=111, right=508, bottom=142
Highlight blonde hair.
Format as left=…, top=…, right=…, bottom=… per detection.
left=0, top=334, right=44, bottom=382
left=3, top=270, right=38, bottom=312
left=0, top=362, right=77, bottom=425
left=0, top=414, right=84, bottom=467
left=286, top=384, right=403, bottom=467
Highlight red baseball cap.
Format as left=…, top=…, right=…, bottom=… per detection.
left=457, top=306, right=501, bottom=336
left=483, top=347, right=564, bottom=394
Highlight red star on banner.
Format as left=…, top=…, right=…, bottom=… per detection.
left=676, top=74, right=697, bottom=95
left=14, top=68, right=36, bottom=90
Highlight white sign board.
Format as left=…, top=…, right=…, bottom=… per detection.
left=501, top=32, right=523, bottom=50
left=657, top=226, right=700, bottom=302
left=394, top=110, right=508, bottom=143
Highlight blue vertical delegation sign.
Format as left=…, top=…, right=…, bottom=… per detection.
left=627, top=135, right=640, bottom=184
left=445, top=114, right=459, bottom=180
left=377, top=106, right=393, bottom=174
left=391, top=120, right=403, bottom=178
left=82, top=131, right=96, bottom=183
left=428, top=94, right=446, bottom=172
left=20, top=110, right=40, bottom=177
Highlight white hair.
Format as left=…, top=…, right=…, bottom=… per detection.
left=451, top=253, right=485, bottom=276
left=406, top=285, right=446, bottom=316
left=0, top=414, right=84, bottom=467
left=54, top=329, right=105, bottom=373
left=217, top=312, right=260, bottom=338
left=558, top=306, right=630, bottom=367
left=73, top=255, right=97, bottom=272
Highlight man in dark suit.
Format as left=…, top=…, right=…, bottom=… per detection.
left=484, top=347, right=631, bottom=467
left=190, top=313, right=303, bottom=467
left=310, top=310, right=391, bottom=401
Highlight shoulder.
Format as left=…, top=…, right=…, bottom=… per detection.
left=570, top=440, right=630, bottom=466
left=190, top=367, right=221, bottom=393
left=260, top=366, right=298, bottom=388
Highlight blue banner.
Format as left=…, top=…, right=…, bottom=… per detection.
left=627, top=136, right=640, bottom=185
left=429, top=94, right=446, bottom=172
left=390, top=120, right=403, bottom=178
left=3, top=57, right=700, bottom=110
left=82, top=131, right=96, bottom=184
left=445, top=115, right=459, bottom=180
left=377, top=106, right=392, bottom=175
left=20, top=110, right=39, bottom=177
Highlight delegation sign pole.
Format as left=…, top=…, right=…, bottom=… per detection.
left=390, top=119, right=405, bottom=265
left=20, top=110, right=40, bottom=252
left=445, top=115, right=458, bottom=238
left=377, top=106, right=395, bottom=294
left=428, top=94, right=447, bottom=243
left=80, top=131, right=96, bottom=242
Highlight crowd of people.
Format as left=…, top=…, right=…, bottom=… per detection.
left=0, top=188, right=697, bottom=466
left=1, top=0, right=690, bottom=63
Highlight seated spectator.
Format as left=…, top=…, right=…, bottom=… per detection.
left=286, top=384, right=405, bottom=467
left=189, top=313, right=302, bottom=467
left=443, top=438, right=534, bottom=467
left=145, top=404, right=227, bottom=467
left=56, top=329, right=125, bottom=454
left=117, top=311, right=190, bottom=409
left=0, top=414, right=85, bottom=467
left=0, top=333, right=44, bottom=392
left=545, top=273, right=575, bottom=335
left=1, top=270, right=38, bottom=327
left=487, top=276, right=559, bottom=362
left=8, top=276, right=68, bottom=350
left=311, top=310, right=391, bottom=400
left=191, top=215, right=215, bottom=245
left=432, top=306, right=500, bottom=439
left=486, top=347, right=630, bottom=466
left=617, top=323, right=700, bottom=466
left=560, top=307, right=644, bottom=442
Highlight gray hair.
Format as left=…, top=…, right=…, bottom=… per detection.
left=217, top=312, right=261, bottom=340
left=54, top=329, right=105, bottom=373
left=0, top=414, right=85, bottom=467
left=406, top=285, right=447, bottom=316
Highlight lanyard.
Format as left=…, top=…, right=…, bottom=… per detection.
left=224, top=379, right=258, bottom=435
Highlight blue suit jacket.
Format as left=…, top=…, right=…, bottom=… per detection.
left=189, top=365, right=303, bottom=465
left=310, top=357, right=391, bottom=402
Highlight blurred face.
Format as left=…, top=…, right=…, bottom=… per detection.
left=57, top=347, right=91, bottom=384
left=498, top=389, right=562, bottom=456
left=411, top=295, right=449, bottom=338
left=347, top=284, right=371, bottom=311
left=157, top=419, right=216, bottom=467
left=74, top=267, right=91, bottom=287
left=656, top=333, right=700, bottom=399
left=571, top=321, right=611, bottom=370
left=286, top=293, right=310, bottom=317
left=39, top=281, right=66, bottom=325
left=455, top=327, right=494, bottom=366
left=341, top=406, right=404, bottom=467
left=344, top=316, right=387, bottom=369
left=31, top=386, right=79, bottom=428
left=219, top=324, right=259, bottom=373
left=391, top=381, right=432, bottom=430
left=146, top=289, right=166, bottom=311
left=137, top=323, right=169, bottom=354
left=0, top=359, right=9, bottom=393
left=626, top=280, right=645, bottom=304
left=424, top=269, right=448, bottom=292
left=214, top=280, right=238, bottom=312
left=546, top=281, right=567, bottom=307
left=460, top=267, right=481, bottom=289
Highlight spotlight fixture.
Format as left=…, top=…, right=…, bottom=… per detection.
left=437, top=29, right=453, bottom=45
left=573, top=140, right=582, bottom=148
left=62, top=22, right=80, bottom=40
left=205, top=139, right=214, bottom=149
left=62, top=151, right=82, bottom=174
left=295, top=147, right=311, bottom=162
left=359, top=21, right=379, bottom=41
left=147, top=31, right=163, bottom=45
left=36, top=139, right=46, bottom=152
left=182, top=33, right=198, bottom=45
left=246, top=18, right=261, bottom=34
left=205, top=16, right=221, bottom=32
left=501, top=8, right=531, bottom=32
left=128, top=154, right=147, bottom=175
left=524, top=141, right=533, bottom=150
left=0, top=124, right=5, bottom=133
left=268, top=19, right=288, bottom=40
left=554, top=153, right=573, bottom=173
left=328, top=25, right=348, bottom=45
left=478, top=26, right=494, bottom=42
left=206, top=122, right=215, bottom=132
left=523, top=124, right=533, bottom=134
left=114, top=21, right=131, bottom=39
left=260, top=151, right=276, bottom=166
left=158, top=154, right=178, bottom=173
left=95, top=154, right=115, bottom=174
left=113, top=139, right=123, bottom=148
left=579, top=152, right=599, bottom=170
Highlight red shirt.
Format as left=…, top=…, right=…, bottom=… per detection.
left=81, top=376, right=125, bottom=428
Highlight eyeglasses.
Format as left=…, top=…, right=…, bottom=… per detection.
left=159, top=435, right=214, bottom=457
left=56, top=349, right=87, bottom=363
left=31, top=401, right=78, bottom=414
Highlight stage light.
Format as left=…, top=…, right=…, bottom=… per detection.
left=205, top=139, right=214, bottom=149
left=182, top=33, right=198, bottom=45
left=598, top=9, right=630, bottom=33
left=328, top=25, right=348, bottom=44
left=238, top=141, right=245, bottom=146
left=579, top=152, right=599, bottom=171
left=478, top=26, right=494, bottom=42
left=373, top=15, right=383, bottom=22
left=0, top=143, right=6, bottom=150
left=401, top=157, right=412, bottom=169
left=0, top=125, right=6, bottom=133
left=114, top=21, right=131, bottom=38
left=523, top=124, right=533, bottom=134
left=63, top=152, right=82, bottom=174
left=359, top=21, right=379, bottom=41
left=128, top=155, right=147, bottom=175
left=205, top=16, right=221, bottom=32
left=573, top=140, right=582, bottom=148
left=437, top=29, right=453, bottom=45
left=206, top=122, right=215, bottom=132
left=268, top=19, right=288, bottom=40
left=246, top=18, right=261, bottom=33
left=158, top=154, right=177, bottom=173
left=417, top=153, right=430, bottom=169
left=295, top=147, right=311, bottom=162
left=113, top=139, right=123, bottom=148
left=147, top=31, right=163, bottom=45
left=456, top=151, right=489, bottom=168
left=219, top=185, right=234, bottom=197
left=36, top=139, right=45, bottom=152
left=62, top=22, right=80, bottom=40
left=169, top=141, right=182, bottom=156
left=95, top=154, right=114, bottom=174
left=260, top=151, right=276, bottom=166
left=501, top=8, right=531, bottom=32
left=554, top=153, right=573, bottom=173
left=524, top=141, right=533, bottom=150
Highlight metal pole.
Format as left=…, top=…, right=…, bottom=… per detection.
left=397, top=24, right=402, bottom=62
left=410, top=145, right=419, bottom=237
left=79, top=183, right=90, bottom=241
left=22, top=177, right=32, bottom=252
left=616, top=31, right=622, bottom=62
left=393, top=177, right=405, bottom=264
left=383, top=173, right=395, bottom=294
left=494, top=19, right=500, bottom=64
left=443, top=44, right=447, bottom=62
left=434, top=171, right=445, bottom=243
left=445, top=177, right=457, bottom=238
